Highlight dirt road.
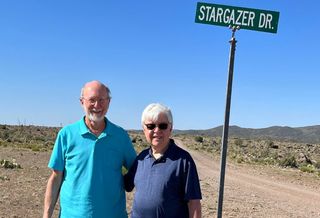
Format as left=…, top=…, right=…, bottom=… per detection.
left=175, top=139, right=320, bottom=218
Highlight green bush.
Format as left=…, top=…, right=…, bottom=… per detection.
left=236, top=156, right=245, bottom=163
left=0, top=159, right=22, bottom=169
left=0, top=175, right=10, bottom=181
left=299, top=164, right=316, bottom=173
left=314, top=161, right=320, bottom=169
left=234, top=138, right=243, bottom=147
left=279, top=154, right=297, bottom=168
left=194, top=136, right=203, bottom=143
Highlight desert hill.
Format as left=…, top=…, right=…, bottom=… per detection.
left=174, top=125, right=320, bottom=144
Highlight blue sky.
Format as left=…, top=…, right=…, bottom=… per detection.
left=0, top=0, right=319, bottom=130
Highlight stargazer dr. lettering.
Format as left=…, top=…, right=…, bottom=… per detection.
left=198, top=6, right=256, bottom=27
left=195, top=2, right=280, bottom=33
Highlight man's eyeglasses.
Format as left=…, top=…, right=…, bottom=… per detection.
left=82, top=97, right=109, bottom=105
left=144, top=123, right=169, bottom=130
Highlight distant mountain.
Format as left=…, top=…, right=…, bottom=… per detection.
left=174, top=125, right=320, bottom=144
left=1, top=124, right=319, bottom=144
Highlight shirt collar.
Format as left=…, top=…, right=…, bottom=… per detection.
left=147, top=139, right=176, bottom=159
left=79, top=116, right=111, bottom=138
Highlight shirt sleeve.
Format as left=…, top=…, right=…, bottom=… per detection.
left=123, top=132, right=137, bottom=170
left=184, top=155, right=202, bottom=200
left=123, top=157, right=138, bottom=192
left=48, top=129, right=66, bottom=171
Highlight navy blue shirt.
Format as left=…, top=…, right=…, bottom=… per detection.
left=124, top=139, right=202, bottom=218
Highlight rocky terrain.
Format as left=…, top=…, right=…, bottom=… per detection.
left=0, top=125, right=319, bottom=217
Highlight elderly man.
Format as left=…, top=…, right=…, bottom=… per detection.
left=43, top=80, right=136, bottom=218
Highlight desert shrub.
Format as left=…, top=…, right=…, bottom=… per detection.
left=212, top=139, right=218, bottom=146
left=133, top=141, right=149, bottom=153
left=279, top=154, right=297, bottom=168
left=236, top=156, right=245, bottom=163
left=314, top=161, right=320, bottom=169
left=1, top=132, right=10, bottom=140
left=262, top=157, right=276, bottom=165
left=201, top=143, right=209, bottom=148
left=194, top=136, right=203, bottom=143
left=131, top=137, right=136, bottom=143
left=31, top=146, right=41, bottom=152
left=0, top=175, right=10, bottom=181
left=44, top=141, right=54, bottom=148
left=33, top=136, right=46, bottom=142
left=299, top=164, right=316, bottom=173
left=258, top=147, right=270, bottom=159
left=205, top=146, right=213, bottom=153
left=267, top=140, right=279, bottom=149
left=0, top=159, right=22, bottom=169
left=234, top=138, right=243, bottom=147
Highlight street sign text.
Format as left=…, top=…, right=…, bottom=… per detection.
left=195, top=2, right=280, bottom=33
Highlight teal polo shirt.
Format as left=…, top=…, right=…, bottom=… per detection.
left=48, top=117, right=137, bottom=218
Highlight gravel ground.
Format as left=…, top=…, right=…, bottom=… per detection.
left=1, top=144, right=319, bottom=218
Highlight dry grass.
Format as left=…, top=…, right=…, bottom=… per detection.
left=1, top=125, right=319, bottom=175
left=175, top=134, right=320, bottom=175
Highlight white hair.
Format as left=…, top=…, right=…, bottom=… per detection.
left=80, top=80, right=111, bottom=99
left=141, top=103, right=173, bottom=126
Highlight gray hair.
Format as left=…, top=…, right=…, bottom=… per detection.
left=80, top=80, right=111, bottom=99
left=141, top=103, right=173, bottom=126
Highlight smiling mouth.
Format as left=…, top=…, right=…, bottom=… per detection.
left=153, top=136, right=162, bottom=140
left=91, top=109, right=102, bottom=114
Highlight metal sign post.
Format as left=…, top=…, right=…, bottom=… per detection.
left=217, top=26, right=239, bottom=218
left=195, top=2, right=279, bottom=217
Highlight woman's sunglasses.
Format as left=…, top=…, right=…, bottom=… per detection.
left=144, top=123, right=169, bottom=130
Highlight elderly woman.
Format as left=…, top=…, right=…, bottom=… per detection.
left=125, top=103, right=202, bottom=218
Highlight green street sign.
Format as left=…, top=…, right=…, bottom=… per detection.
left=195, top=2, right=280, bottom=33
